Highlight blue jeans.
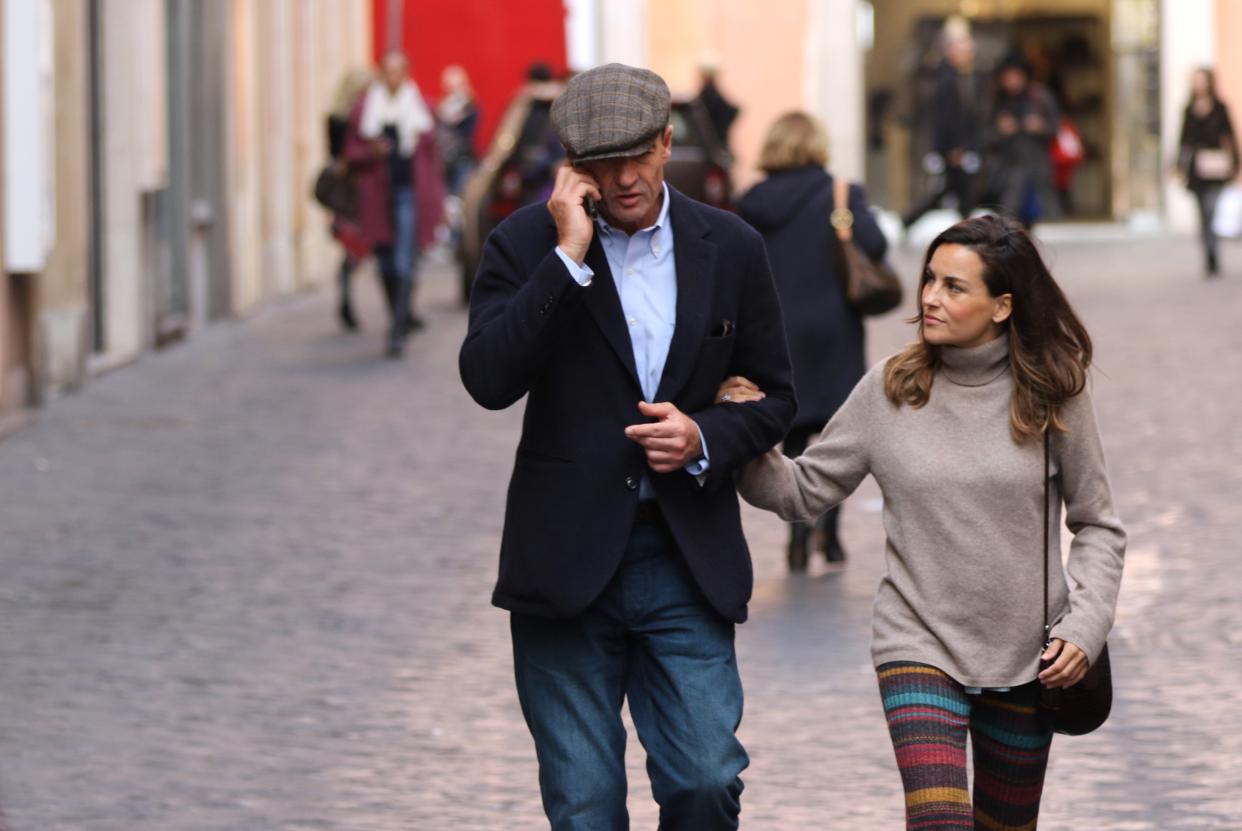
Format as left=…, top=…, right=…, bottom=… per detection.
left=374, top=185, right=416, bottom=344
left=511, top=521, right=748, bottom=830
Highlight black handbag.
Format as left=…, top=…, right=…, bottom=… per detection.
left=1039, top=430, right=1113, bottom=735
left=831, top=178, right=903, bottom=316
left=313, top=162, right=359, bottom=218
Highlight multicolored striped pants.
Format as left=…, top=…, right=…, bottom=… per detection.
left=878, top=662, right=1053, bottom=830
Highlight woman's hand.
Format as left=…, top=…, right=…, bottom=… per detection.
left=1039, top=639, right=1090, bottom=689
left=715, top=375, right=765, bottom=405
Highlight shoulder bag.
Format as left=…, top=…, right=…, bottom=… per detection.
left=831, top=178, right=903, bottom=316
left=1039, top=429, right=1113, bottom=735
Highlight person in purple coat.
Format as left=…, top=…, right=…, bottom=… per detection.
left=344, top=51, right=445, bottom=358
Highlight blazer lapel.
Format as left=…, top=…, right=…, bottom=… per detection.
left=580, top=234, right=642, bottom=390
left=655, top=191, right=717, bottom=402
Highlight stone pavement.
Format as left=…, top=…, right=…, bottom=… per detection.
left=0, top=235, right=1240, bottom=830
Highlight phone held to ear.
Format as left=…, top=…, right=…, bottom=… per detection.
left=584, top=196, right=598, bottom=221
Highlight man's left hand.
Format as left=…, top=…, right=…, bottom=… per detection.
left=624, top=401, right=703, bottom=473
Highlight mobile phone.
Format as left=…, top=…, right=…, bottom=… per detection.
left=584, top=195, right=598, bottom=220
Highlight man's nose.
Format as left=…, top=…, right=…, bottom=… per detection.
left=615, top=161, right=640, bottom=187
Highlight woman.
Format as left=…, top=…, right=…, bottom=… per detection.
left=326, top=67, right=375, bottom=331
left=1177, top=67, right=1238, bottom=276
left=738, top=112, right=887, bottom=571
left=722, top=216, right=1125, bottom=828
left=437, top=64, right=480, bottom=198
left=346, top=50, right=445, bottom=358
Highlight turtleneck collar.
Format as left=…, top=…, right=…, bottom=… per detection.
left=938, top=331, right=1010, bottom=387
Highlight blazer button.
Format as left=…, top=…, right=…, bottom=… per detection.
left=625, top=475, right=638, bottom=490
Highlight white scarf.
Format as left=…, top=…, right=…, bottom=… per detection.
left=360, top=80, right=433, bottom=157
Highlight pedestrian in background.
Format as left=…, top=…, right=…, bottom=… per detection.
left=721, top=215, right=1125, bottom=829
left=1177, top=67, right=1238, bottom=277
left=437, top=64, right=479, bottom=197
left=984, top=51, right=1061, bottom=229
left=902, top=16, right=985, bottom=229
left=693, top=54, right=740, bottom=156
left=326, top=67, right=374, bottom=332
left=347, top=50, right=445, bottom=358
left=460, top=63, right=796, bottom=830
left=738, top=112, right=887, bottom=570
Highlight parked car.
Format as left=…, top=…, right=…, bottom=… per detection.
left=456, top=93, right=733, bottom=303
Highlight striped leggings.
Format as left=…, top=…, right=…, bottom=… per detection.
left=878, top=662, right=1053, bottom=830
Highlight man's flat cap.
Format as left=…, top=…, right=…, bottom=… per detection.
left=551, top=63, right=671, bottom=162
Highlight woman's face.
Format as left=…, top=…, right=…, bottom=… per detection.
left=1192, top=70, right=1211, bottom=97
left=920, top=243, right=1012, bottom=348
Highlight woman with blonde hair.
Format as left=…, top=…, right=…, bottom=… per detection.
left=720, top=215, right=1125, bottom=828
left=738, top=112, right=888, bottom=570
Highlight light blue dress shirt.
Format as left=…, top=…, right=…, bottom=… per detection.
left=554, top=184, right=709, bottom=497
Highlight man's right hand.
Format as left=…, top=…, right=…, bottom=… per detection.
left=548, top=162, right=602, bottom=266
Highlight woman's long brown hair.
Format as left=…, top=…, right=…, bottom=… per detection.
left=884, top=215, right=1092, bottom=442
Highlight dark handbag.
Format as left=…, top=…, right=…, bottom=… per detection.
left=313, top=162, right=359, bottom=218
left=831, top=178, right=903, bottom=316
left=1039, top=430, right=1113, bottom=735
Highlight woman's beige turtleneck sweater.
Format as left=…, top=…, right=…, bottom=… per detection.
left=737, top=333, right=1126, bottom=687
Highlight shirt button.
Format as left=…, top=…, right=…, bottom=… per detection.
left=626, top=267, right=635, bottom=275
left=652, top=245, right=661, bottom=255
left=625, top=475, right=638, bottom=490
left=628, top=317, right=637, bottom=326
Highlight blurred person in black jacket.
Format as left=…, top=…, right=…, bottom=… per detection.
left=984, top=51, right=1061, bottom=229
left=694, top=54, right=739, bottom=155
left=1177, top=67, right=1238, bottom=276
left=903, top=16, right=986, bottom=229
left=739, top=112, right=888, bottom=571
left=326, top=67, right=375, bottom=331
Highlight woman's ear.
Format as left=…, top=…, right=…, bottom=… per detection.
left=992, top=293, right=1014, bottom=324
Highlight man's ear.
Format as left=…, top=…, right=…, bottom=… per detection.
left=992, top=293, right=1014, bottom=324
left=661, top=125, right=674, bottom=158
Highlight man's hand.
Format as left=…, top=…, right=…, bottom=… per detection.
left=1023, top=113, right=1047, bottom=134
left=624, top=401, right=703, bottom=474
left=548, top=162, right=602, bottom=266
left=715, top=375, right=764, bottom=404
left=997, top=113, right=1018, bottom=136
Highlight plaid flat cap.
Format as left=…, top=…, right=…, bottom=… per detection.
left=551, top=63, right=671, bottom=162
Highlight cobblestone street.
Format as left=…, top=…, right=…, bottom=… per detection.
left=1, top=234, right=1241, bottom=830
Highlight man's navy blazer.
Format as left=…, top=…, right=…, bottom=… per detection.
left=459, top=188, right=796, bottom=623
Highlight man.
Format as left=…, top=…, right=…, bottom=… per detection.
left=459, top=64, right=795, bottom=829
left=986, top=50, right=1062, bottom=229
left=902, top=16, right=985, bottom=229
left=692, top=54, right=739, bottom=155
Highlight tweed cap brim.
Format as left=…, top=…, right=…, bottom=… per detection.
left=551, top=63, right=671, bottom=162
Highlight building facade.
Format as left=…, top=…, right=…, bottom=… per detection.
left=569, top=0, right=1239, bottom=232
left=0, top=0, right=372, bottom=420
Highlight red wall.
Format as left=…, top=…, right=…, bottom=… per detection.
left=372, top=0, right=568, bottom=153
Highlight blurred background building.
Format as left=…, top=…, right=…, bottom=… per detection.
left=1, top=0, right=1239, bottom=421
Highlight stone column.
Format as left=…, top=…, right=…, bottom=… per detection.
left=805, top=0, right=865, bottom=183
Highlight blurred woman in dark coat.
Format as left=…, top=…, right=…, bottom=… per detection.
left=738, top=112, right=889, bottom=571
left=1177, top=67, right=1238, bottom=276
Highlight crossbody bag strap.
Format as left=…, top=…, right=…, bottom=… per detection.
left=831, top=177, right=854, bottom=242
left=1043, top=428, right=1052, bottom=644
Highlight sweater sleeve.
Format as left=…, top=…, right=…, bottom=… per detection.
left=1047, top=387, right=1127, bottom=666
left=735, top=364, right=878, bottom=522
